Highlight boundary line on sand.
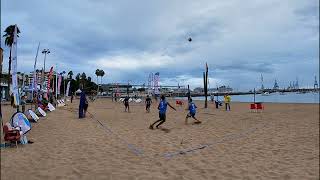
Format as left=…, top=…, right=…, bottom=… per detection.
left=61, top=107, right=268, bottom=159
left=61, top=107, right=145, bottom=157
left=162, top=121, right=268, bottom=158
left=87, top=111, right=145, bottom=156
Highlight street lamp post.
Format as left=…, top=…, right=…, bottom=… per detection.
left=41, top=49, right=50, bottom=91
left=41, top=49, right=50, bottom=73
left=55, top=64, right=58, bottom=100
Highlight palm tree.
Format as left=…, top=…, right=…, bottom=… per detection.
left=99, top=70, right=105, bottom=94
left=75, top=73, right=80, bottom=82
left=100, top=70, right=105, bottom=85
left=81, top=72, right=86, bottom=80
left=3, top=25, right=21, bottom=95
left=67, top=71, right=73, bottom=79
left=95, top=69, right=100, bottom=93
left=81, top=72, right=86, bottom=89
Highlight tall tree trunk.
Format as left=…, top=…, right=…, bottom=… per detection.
left=7, top=47, right=12, bottom=100
left=100, top=76, right=102, bottom=93
left=203, top=72, right=207, bottom=108
left=96, top=75, right=99, bottom=96
left=81, top=79, right=84, bottom=89
left=205, top=68, right=208, bottom=108
left=187, top=84, right=190, bottom=101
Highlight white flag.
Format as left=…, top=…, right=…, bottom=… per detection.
left=66, top=81, right=71, bottom=97
left=154, top=72, right=160, bottom=95
left=11, top=25, right=20, bottom=105
left=57, top=74, right=62, bottom=95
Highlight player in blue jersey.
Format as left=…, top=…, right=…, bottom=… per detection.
left=185, top=99, right=201, bottom=124
left=149, top=95, right=176, bottom=129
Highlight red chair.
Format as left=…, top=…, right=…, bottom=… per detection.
left=250, top=103, right=256, bottom=112
left=256, top=103, right=264, bottom=112
left=3, top=123, right=21, bottom=148
left=176, top=100, right=183, bottom=106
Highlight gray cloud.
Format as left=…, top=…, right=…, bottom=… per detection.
left=1, top=0, right=318, bottom=90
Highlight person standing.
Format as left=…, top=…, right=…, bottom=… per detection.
left=224, top=94, right=231, bottom=111
left=10, top=93, right=14, bottom=107
left=21, top=95, right=28, bottom=113
left=145, top=95, right=152, bottom=113
left=149, top=95, right=176, bottom=129
left=123, top=96, right=130, bottom=112
left=215, top=95, right=219, bottom=109
left=83, top=98, right=89, bottom=117
left=33, top=94, right=38, bottom=109
left=71, top=93, right=74, bottom=103
left=79, top=91, right=86, bottom=118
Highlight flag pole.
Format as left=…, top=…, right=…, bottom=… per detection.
left=32, top=42, right=40, bottom=110
left=11, top=24, right=20, bottom=111
left=204, top=62, right=208, bottom=108
left=55, top=64, right=58, bottom=100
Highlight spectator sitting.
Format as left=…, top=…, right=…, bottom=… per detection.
left=38, top=100, right=48, bottom=111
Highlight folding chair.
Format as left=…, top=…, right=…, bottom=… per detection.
left=250, top=103, right=257, bottom=112
left=176, top=100, right=183, bottom=106
left=3, top=123, right=21, bottom=148
left=256, top=103, right=264, bottom=112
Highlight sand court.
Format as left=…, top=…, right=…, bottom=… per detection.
left=91, top=101, right=276, bottom=160
left=1, top=99, right=319, bottom=180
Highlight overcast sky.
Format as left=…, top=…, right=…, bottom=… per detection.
left=1, top=0, right=319, bottom=90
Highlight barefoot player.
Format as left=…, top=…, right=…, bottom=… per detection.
left=149, top=95, right=176, bottom=129
left=185, top=99, right=201, bottom=124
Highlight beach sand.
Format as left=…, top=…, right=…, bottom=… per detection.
left=1, top=98, right=319, bottom=180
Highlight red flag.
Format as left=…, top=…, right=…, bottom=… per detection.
left=47, top=67, right=54, bottom=94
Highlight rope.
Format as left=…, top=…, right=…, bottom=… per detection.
left=86, top=111, right=145, bottom=156
left=61, top=107, right=267, bottom=159
left=163, top=120, right=267, bottom=158
left=61, top=107, right=145, bottom=156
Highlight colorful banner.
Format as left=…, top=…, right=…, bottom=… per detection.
left=154, top=72, right=160, bottom=95
left=11, top=25, right=20, bottom=106
left=66, top=81, right=70, bottom=97
left=35, top=73, right=38, bottom=90
left=47, top=67, right=53, bottom=94
left=57, top=74, right=62, bottom=95
left=41, top=69, right=45, bottom=90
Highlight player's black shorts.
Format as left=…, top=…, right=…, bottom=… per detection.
left=84, top=104, right=88, bottom=111
left=125, top=102, right=129, bottom=107
left=159, top=112, right=166, bottom=121
left=186, top=112, right=196, bottom=118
